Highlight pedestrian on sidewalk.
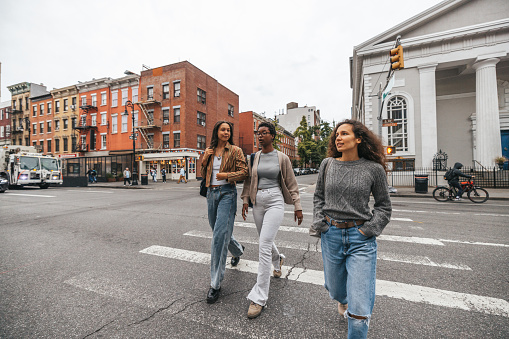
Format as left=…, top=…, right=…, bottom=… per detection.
left=241, top=122, right=303, bottom=319
left=310, top=119, right=392, bottom=339
left=123, top=167, right=131, bottom=186
left=178, top=167, right=187, bottom=184
left=201, top=121, right=248, bottom=304
left=161, top=168, right=167, bottom=183
left=151, top=168, right=157, bottom=182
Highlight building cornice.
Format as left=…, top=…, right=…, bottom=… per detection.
left=51, top=85, right=78, bottom=98
left=76, top=77, right=111, bottom=93
left=105, top=75, right=140, bottom=90
left=7, top=82, right=31, bottom=95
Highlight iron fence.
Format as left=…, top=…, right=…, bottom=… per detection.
left=387, top=166, right=509, bottom=188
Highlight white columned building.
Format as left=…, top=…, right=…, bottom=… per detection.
left=418, top=64, right=438, bottom=167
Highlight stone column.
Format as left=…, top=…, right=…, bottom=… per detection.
left=473, top=58, right=502, bottom=167
left=418, top=64, right=438, bottom=168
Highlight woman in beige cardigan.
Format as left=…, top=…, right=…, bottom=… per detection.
left=241, top=122, right=303, bottom=319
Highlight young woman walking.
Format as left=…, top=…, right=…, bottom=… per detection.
left=201, top=121, right=248, bottom=304
left=241, top=122, right=303, bottom=318
left=311, top=119, right=391, bottom=338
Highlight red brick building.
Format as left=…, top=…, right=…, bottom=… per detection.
left=137, top=61, right=239, bottom=179
left=0, top=101, right=11, bottom=146
left=30, top=92, right=53, bottom=154
left=239, top=111, right=296, bottom=162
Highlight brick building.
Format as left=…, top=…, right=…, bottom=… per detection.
left=136, top=61, right=239, bottom=180
left=30, top=92, right=53, bottom=154
left=0, top=101, right=11, bottom=146
left=239, top=111, right=296, bottom=162
left=50, top=85, right=79, bottom=156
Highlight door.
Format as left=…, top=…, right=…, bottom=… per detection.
left=502, top=130, right=509, bottom=160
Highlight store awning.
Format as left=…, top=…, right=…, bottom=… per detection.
left=140, top=151, right=200, bottom=161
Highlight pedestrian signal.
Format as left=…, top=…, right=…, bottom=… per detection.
left=386, top=146, right=395, bottom=155
left=390, top=45, right=404, bottom=70
left=135, top=155, right=144, bottom=161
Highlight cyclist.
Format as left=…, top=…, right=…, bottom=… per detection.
left=447, top=162, right=472, bottom=200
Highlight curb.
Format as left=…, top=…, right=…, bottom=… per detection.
left=391, top=193, right=509, bottom=201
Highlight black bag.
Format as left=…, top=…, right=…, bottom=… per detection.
left=200, top=155, right=212, bottom=197
left=444, top=169, right=454, bottom=181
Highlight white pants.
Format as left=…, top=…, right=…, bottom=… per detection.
left=247, top=187, right=285, bottom=306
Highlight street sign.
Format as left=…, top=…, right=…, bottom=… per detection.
left=129, top=135, right=137, bottom=140
left=382, top=119, right=398, bottom=127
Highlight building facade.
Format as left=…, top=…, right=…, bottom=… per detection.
left=0, top=101, right=11, bottom=146
left=50, top=85, right=79, bottom=156
left=275, top=102, right=321, bottom=135
left=239, top=110, right=297, bottom=161
left=351, top=0, right=509, bottom=168
left=30, top=92, right=52, bottom=154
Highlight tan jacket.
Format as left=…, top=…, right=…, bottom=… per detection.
left=200, top=142, right=248, bottom=187
left=241, top=150, right=302, bottom=211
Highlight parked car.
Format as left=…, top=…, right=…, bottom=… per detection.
left=293, top=168, right=301, bottom=176
left=300, top=168, right=311, bottom=175
left=0, top=176, right=8, bottom=193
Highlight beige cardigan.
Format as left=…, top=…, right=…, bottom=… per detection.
left=241, top=150, right=302, bottom=211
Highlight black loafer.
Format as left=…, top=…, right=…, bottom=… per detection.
left=207, top=287, right=221, bottom=304
left=231, top=245, right=245, bottom=267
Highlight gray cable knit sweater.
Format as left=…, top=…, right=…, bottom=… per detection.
left=312, top=157, right=392, bottom=238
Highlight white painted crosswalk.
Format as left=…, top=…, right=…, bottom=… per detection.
left=139, top=245, right=509, bottom=317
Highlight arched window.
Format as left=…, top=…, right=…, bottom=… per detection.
left=387, top=96, right=408, bottom=152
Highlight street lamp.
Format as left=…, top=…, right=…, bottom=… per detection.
left=124, top=100, right=138, bottom=185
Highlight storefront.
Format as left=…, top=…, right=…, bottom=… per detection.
left=138, top=150, right=200, bottom=181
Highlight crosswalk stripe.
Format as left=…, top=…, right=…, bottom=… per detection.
left=140, top=245, right=509, bottom=317
left=4, top=193, right=55, bottom=198
left=234, top=222, right=508, bottom=247
left=184, top=230, right=471, bottom=270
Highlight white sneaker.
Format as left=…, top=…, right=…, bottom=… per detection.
left=455, top=197, right=462, bottom=201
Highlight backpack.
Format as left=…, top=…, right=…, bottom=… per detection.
left=444, top=169, right=454, bottom=181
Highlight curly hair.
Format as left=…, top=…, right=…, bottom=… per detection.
left=258, top=121, right=276, bottom=141
left=209, top=121, right=234, bottom=149
left=327, top=119, right=387, bottom=171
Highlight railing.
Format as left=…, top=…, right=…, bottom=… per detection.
left=388, top=166, right=509, bottom=188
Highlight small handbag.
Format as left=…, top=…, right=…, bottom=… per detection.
left=200, top=154, right=213, bottom=197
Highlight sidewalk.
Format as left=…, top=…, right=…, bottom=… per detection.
left=83, top=180, right=509, bottom=200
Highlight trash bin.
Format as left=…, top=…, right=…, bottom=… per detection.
left=132, top=172, right=138, bottom=185
left=414, top=174, right=428, bottom=193
left=141, top=174, right=148, bottom=185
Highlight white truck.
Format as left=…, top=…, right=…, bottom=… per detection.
left=0, top=145, right=63, bottom=189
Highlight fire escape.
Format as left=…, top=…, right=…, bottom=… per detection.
left=135, top=94, right=162, bottom=150
left=73, top=99, right=98, bottom=153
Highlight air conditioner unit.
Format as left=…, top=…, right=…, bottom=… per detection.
left=70, top=105, right=76, bottom=110
left=201, top=122, right=206, bottom=126
left=17, top=126, right=23, bottom=131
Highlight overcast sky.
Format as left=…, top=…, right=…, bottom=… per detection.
left=0, top=0, right=443, bottom=124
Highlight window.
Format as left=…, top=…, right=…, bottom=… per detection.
left=71, top=117, right=77, bottom=129
left=101, top=92, right=107, bottom=106
left=174, top=107, right=180, bottom=123
left=63, top=138, right=68, bottom=152
left=147, top=110, right=154, bottom=125
left=174, top=132, right=180, bottom=148
left=197, top=111, right=206, bottom=126
left=162, top=84, right=169, bottom=99
left=47, top=140, right=52, bottom=153
left=40, top=122, right=44, bottom=134
left=63, top=119, right=68, bottom=130
left=40, top=141, right=44, bottom=153
left=197, top=88, right=206, bottom=104
left=80, top=115, right=86, bottom=127
left=81, top=96, right=86, bottom=106
left=132, top=87, right=138, bottom=102
left=387, top=96, right=408, bottom=152
left=112, top=115, right=118, bottom=133
left=163, top=108, right=170, bottom=124
left=174, top=81, right=180, bottom=97
left=47, top=121, right=52, bottom=133
left=71, top=136, right=76, bottom=151
left=101, top=134, right=107, bottom=150
left=47, top=102, right=52, bottom=114
left=40, top=103, right=44, bottom=116
left=101, top=113, right=107, bottom=125
left=388, top=159, right=415, bottom=171
left=33, top=105, right=37, bottom=117
left=0, top=126, right=3, bottom=138
left=12, top=100, right=16, bottom=110
left=91, top=94, right=97, bottom=107
left=72, top=97, right=77, bottom=106
left=55, top=120, right=60, bottom=131
left=147, top=86, right=154, bottom=100
left=55, top=100, right=60, bottom=113
left=111, top=91, right=118, bottom=107
left=80, top=135, right=86, bottom=150
left=228, top=104, right=234, bottom=117
left=25, top=97, right=29, bottom=110
left=121, top=89, right=128, bottom=106
left=133, top=111, right=138, bottom=128
left=163, top=134, right=170, bottom=148
left=121, top=114, right=128, bottom=132
left=55, top=139, right=60, bottom=152
left=197, top=135, right=206, bottom=149
left=91, top=114, right=97, bottom=127
left=148, top=134, right=154, bottom=148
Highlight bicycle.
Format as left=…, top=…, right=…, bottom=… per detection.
left=432, top=178, right=489, bottom=203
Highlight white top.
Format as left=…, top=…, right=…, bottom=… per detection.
left=180, top=167, right=185, bottom=176
left=210, top=156, right=227, bottom=186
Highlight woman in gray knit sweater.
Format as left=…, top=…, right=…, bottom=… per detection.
left=311, top=119, right=391, bottom=339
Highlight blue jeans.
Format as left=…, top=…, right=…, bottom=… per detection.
left=321, top=219, right=377, bottom=339
left=207, top=184, right=244, bottom=290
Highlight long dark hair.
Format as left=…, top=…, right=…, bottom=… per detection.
left=328, top=119, right=387, bottom=171
left=209, top=121, right=234, bottom=149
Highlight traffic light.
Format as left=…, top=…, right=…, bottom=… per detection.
left=390, top=45, right=404, bottom=70
left=386, top=146, right=395, bottom=155
left=135, top=155, right=144, bottom=161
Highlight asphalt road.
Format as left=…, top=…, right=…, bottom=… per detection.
left=1, top=174, right=508, bottom=338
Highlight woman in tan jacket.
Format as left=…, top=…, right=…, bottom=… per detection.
left=241, top=122, right=303, bottom=318
left=201, top=121, right=248, bottom=304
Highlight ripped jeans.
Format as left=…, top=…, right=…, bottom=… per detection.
left=320, top=220, right=377, bottom=339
